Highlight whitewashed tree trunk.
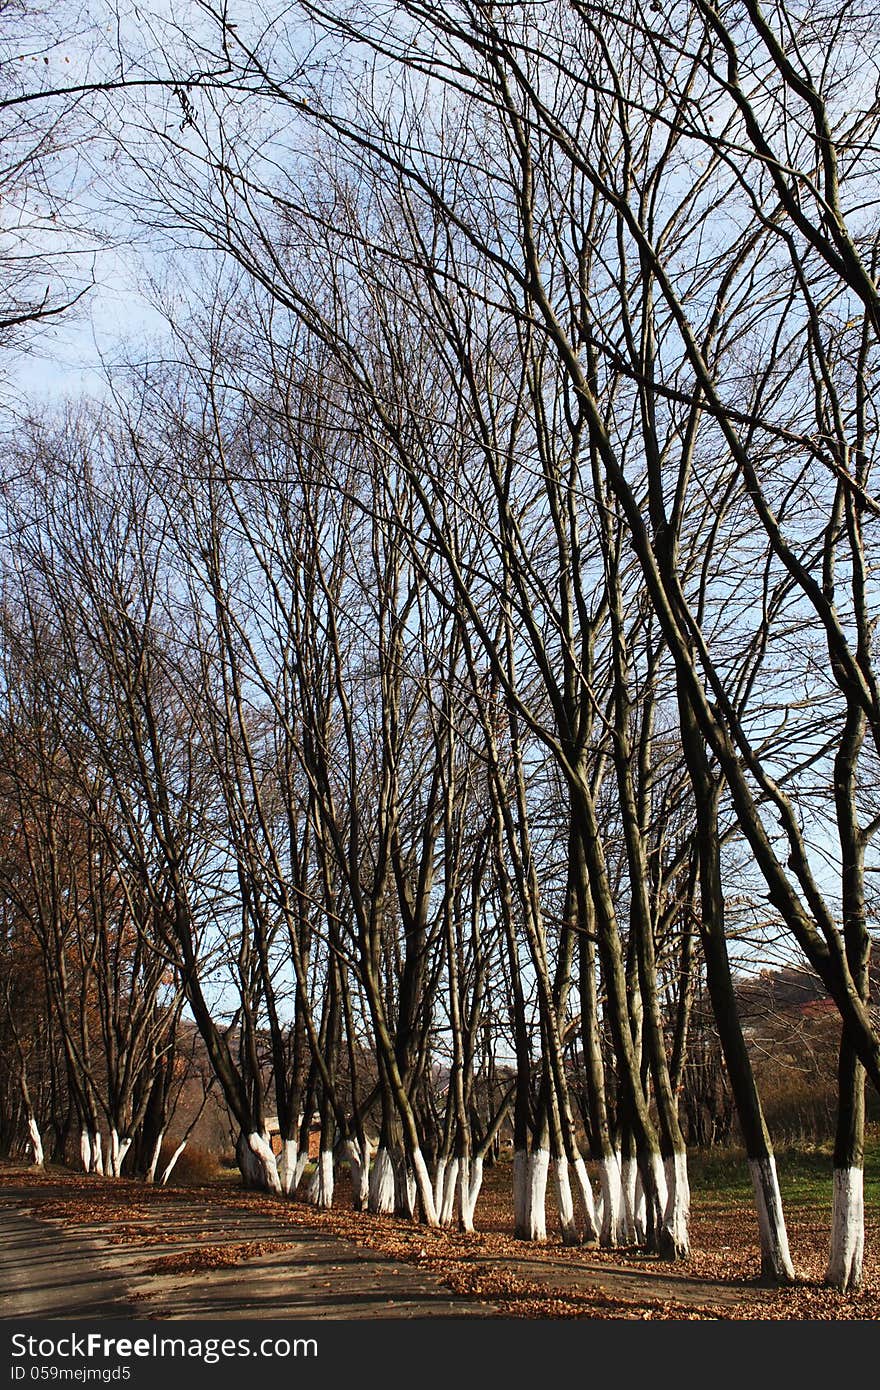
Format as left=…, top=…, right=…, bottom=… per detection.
left=160, top=1140, right=187, bottom=1185
left=80, top=1129, right=92, bottom=1174
left=245, top=1131, right=282, bottom=1194
left=526, top=1148, right=550, bottom=1242
left=145, top=1132, right=164, bottom=1185
left=279, top=1139, right=299, bottom=1196
left=395, top=1158, right=417, bottom=1219
left=439, top=1157, right=459, bottom=1226
left=236, top=1130, right=284, bottom=1193
left=748, top=1155, right=795, bottom=1283
left=117, top=1136, right=132, bottom=1175
left=433, top=1156, right=447, bottom=1213
left=411, top=1148, right=438, bottom=1226
left=469, top=1155, right=484, bottom=1219
left=458, top=1156, right=483, bottom=1233
left=826, top=1167, right=864, bottom=1292
left=513, top=1147, right=529, bottom=1237
left=571, top=1155, right=600, bottom=1246
left=345, top=1138, right=371, bottom=1209
left=598, top=1152, right=624, bottom=1247
left=552, top=1156, right=579, bottom=1246
left=369, top=1146, right=396, bottom=1213
left=663, top=1150, right=691, bottom=1259
left=27, top=1116, right=44, bottom=1168
left=620, top=1153, right=640, bottom=1243
left=307, top=1149, right=335, bottom=1208
left=91, top=1131, right=104, bottom=1176
left=108, top=1129, right=132, bottom=1178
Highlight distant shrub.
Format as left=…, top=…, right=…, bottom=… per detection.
left=159, top=1141, right=220, bottom=1184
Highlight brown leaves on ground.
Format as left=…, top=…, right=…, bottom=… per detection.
left=140, top=1240, right=298, bottom=1276
left=2, top=1163, right=878, bottom=1320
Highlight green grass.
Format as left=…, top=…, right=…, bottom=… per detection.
left=689, top=1129, right=880, bottom=1207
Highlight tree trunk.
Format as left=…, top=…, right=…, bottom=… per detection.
left=160, top=1140, right=186, bottom=1185
left=679, top=694, right=794, bottom=1284
left=826, top=1034, right=865, bottom=1291
left=369, top=1145, right=396, bottom=1214
left=27, top=1116, right=44, bottom=1169
left=236, top=1130, right=282, bottom=1195
left=307, top=1149, right=335, bottom=1209
left=145, top=1131, right=163, bottom=1185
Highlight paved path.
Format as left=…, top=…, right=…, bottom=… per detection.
left=0, top=1206, right=145, bottom=1318
left=0, top=1180, right=497, bottom=1320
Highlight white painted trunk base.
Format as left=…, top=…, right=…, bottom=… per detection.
left=27, top=1117, right=44, bottom=1168
left=526, top=1148, right=549, bottom=1243
left=620, top=1154, right=639, bottom=1243
left=161, top=1140, right=187, bottom=1185
left=439, top=1157, right=460, bottom=1226
left=663, top=1150, right=690, bottom=1259
left=598, top=1153, right=624, bottom=1247
left=345, top=1139, right=371, bottom=1209
left=572, top=1155, right=600, bottom=1245
left=433, top=1157, right=447, bottom=1214
left=634, top=1173, right=647, bottom=1241
left=81, top=1130, right=103, bottom=1175
left=620, top=1156, right=633, bottom=1245
left=246, top=1130, right=282, bottom=1195
left=77, top=1128, right=108, bottom=1176
left=369, top=1146, right=396, bottom=1214
left=553, top=1157, right=579, bottom=1246
left=397, top=1159, right=417, bottom=1220
left=748, top=1155, right=795, bottom=1283
left=458, top=1155, right=483, bottom=1233
left=356, top=1144, right=371, bottom=1209
left=411, top=1148, right=438, bottom=1226
left=826, top=1166, right=864, bottom=1292
left=307, top=1149, right=335, bottom=1208
left=640, top=1154, right=668, bottom=1250
left=279, top=1140, right=299, bottom=1196
left=108, top=1129, right=132, bottom=1179
left=650, top=1153, right=668, bottom=1214
left=145, top=1132, right=164, bottom=1185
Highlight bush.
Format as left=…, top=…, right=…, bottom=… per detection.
left=158, top=1141, right=220, bottom=1184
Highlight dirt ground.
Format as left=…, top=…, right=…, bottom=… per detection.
left=1, top=1161, right=878, bottom=1320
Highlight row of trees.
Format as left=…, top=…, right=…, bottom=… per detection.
left=0, top=0, right=878, bottom=1294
